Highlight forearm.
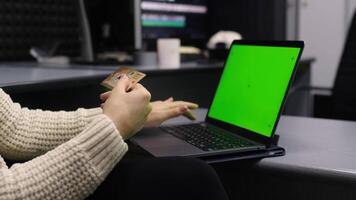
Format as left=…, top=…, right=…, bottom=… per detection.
left=0, top=115, right=127, bottom=200
left=0, top=89, right=103, bottom=160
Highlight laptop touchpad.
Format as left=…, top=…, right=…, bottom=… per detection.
left=132, top=128, right=204, bottom=157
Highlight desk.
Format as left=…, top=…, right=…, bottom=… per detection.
left=0, top=62, right=222, bottom=88
left=170, top=109, right=356, bottom=200
left=0, top=59, right=313, bottom=113
left=0, top=62, right=222, bottom=110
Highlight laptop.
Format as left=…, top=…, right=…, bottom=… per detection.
left=131, top=40, right=304, bottom=159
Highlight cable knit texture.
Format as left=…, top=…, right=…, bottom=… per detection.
left=0, top=89, right=128, bottom=200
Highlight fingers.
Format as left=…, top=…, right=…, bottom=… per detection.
left=165, top=101, right=199, bottom=110
left=132, top=82, right=144, bottom=90
left=100, top=91, right=111, bottom=101
left=182, top=110, right=197, bottom=121
left=162, top=100, right=198, bottom=121
left=159, top=105, right=189, bottom=121
left=146, top=103, right=153, bottom=116
left=184, top=102, right=199, bottom=109
left=131, top=83, right=152, bottom=102
left=149, top=99, right=198, bottom=112
left=165, top=97, right=174, bottom=102
left=113, top=75, right=131, bottom=93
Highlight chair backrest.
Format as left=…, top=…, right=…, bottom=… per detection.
left=332, top=10, right=356, bottom=120
left=0, top=0, right=82, bottom=61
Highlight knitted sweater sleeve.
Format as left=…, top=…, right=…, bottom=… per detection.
left=0, top=114, right=128, bottom=200
left=0, top=89, right=103, bottom=160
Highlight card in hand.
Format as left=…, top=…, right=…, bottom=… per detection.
left=101, top=67, right=146, bottom=90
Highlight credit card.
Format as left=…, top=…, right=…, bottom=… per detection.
left=101, top=67, right=146, bottom=90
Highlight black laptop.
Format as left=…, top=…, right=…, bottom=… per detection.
left=131, top=40, right=304, bottom=159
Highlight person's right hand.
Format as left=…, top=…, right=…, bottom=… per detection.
left=102, top=75, right=152, bottom=140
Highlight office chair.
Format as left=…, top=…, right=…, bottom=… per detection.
left=0, top=0, right=86, bottom=61
left=311, top=9, right=356, bottom=120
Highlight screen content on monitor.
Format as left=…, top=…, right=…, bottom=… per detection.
left=208, top=44, right=301, bottom=138
left=141, top=0, right=207, bottom=46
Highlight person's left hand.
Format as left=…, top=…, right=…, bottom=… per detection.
left=100, top=92, right=198, bottom=127
left=143, top=97, right=198, bottom=127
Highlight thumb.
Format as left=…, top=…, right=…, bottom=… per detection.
left=100, top=91, right=111, bottom=101
left=113, top=74, right=130, bottom=92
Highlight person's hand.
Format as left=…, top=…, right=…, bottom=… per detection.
left=102, top=75, right=152, bottom=140
left=144, top=97, right=198, bottom=127
left=101, top=93, right=198, bottom=128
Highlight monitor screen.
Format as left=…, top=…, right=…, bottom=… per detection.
left=85, top=0, right=141, bottom=53
left=208, top=43, right=301, bottom=138
left=141, top=0, right=208, bottom=47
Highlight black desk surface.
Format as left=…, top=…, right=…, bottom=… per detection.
left=164, top=109, right=356, bottom=183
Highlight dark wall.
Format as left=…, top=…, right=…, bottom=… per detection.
left=208, top=0, right=287, bottom=40
left=0, top=0, right=82, bottom=61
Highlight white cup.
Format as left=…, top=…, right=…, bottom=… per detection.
left=157, top=38, right=180, bottom=68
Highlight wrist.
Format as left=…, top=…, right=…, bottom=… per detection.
left=103, top=113, right=128, bottom=140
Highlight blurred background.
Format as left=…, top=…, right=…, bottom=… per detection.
left=1, top=0, right=356, bottom=121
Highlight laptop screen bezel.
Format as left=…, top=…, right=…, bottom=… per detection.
left=205, top=40, right=304, bottom=146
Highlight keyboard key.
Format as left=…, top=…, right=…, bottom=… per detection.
left=161, top=124, right=255, bottom=151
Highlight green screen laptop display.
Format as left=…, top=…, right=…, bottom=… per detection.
left=208, top=44, right=301, bottom=138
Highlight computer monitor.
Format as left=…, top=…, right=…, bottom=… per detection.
left=85, top=0, right=142, bottom=53
left=85, top=0, right=208, bottom=54
left=141, top=0, right=208, bottom=48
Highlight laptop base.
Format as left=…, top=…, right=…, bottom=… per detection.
left=200, top=145, right=285, bottom=164
left=129, top=138, right=285, bottom=164
left=131, top=130, right=284, bottom=163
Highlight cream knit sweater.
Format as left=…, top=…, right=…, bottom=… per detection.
left=0, top=89, right=128, bottom=200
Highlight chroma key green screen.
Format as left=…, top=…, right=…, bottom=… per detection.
left=208, top=44, right=301, bottom=137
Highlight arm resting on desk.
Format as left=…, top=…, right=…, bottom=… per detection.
left=0, top=89, right=102, bottom=160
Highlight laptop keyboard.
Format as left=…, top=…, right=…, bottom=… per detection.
left=161, top=124, right=256, bottom=152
